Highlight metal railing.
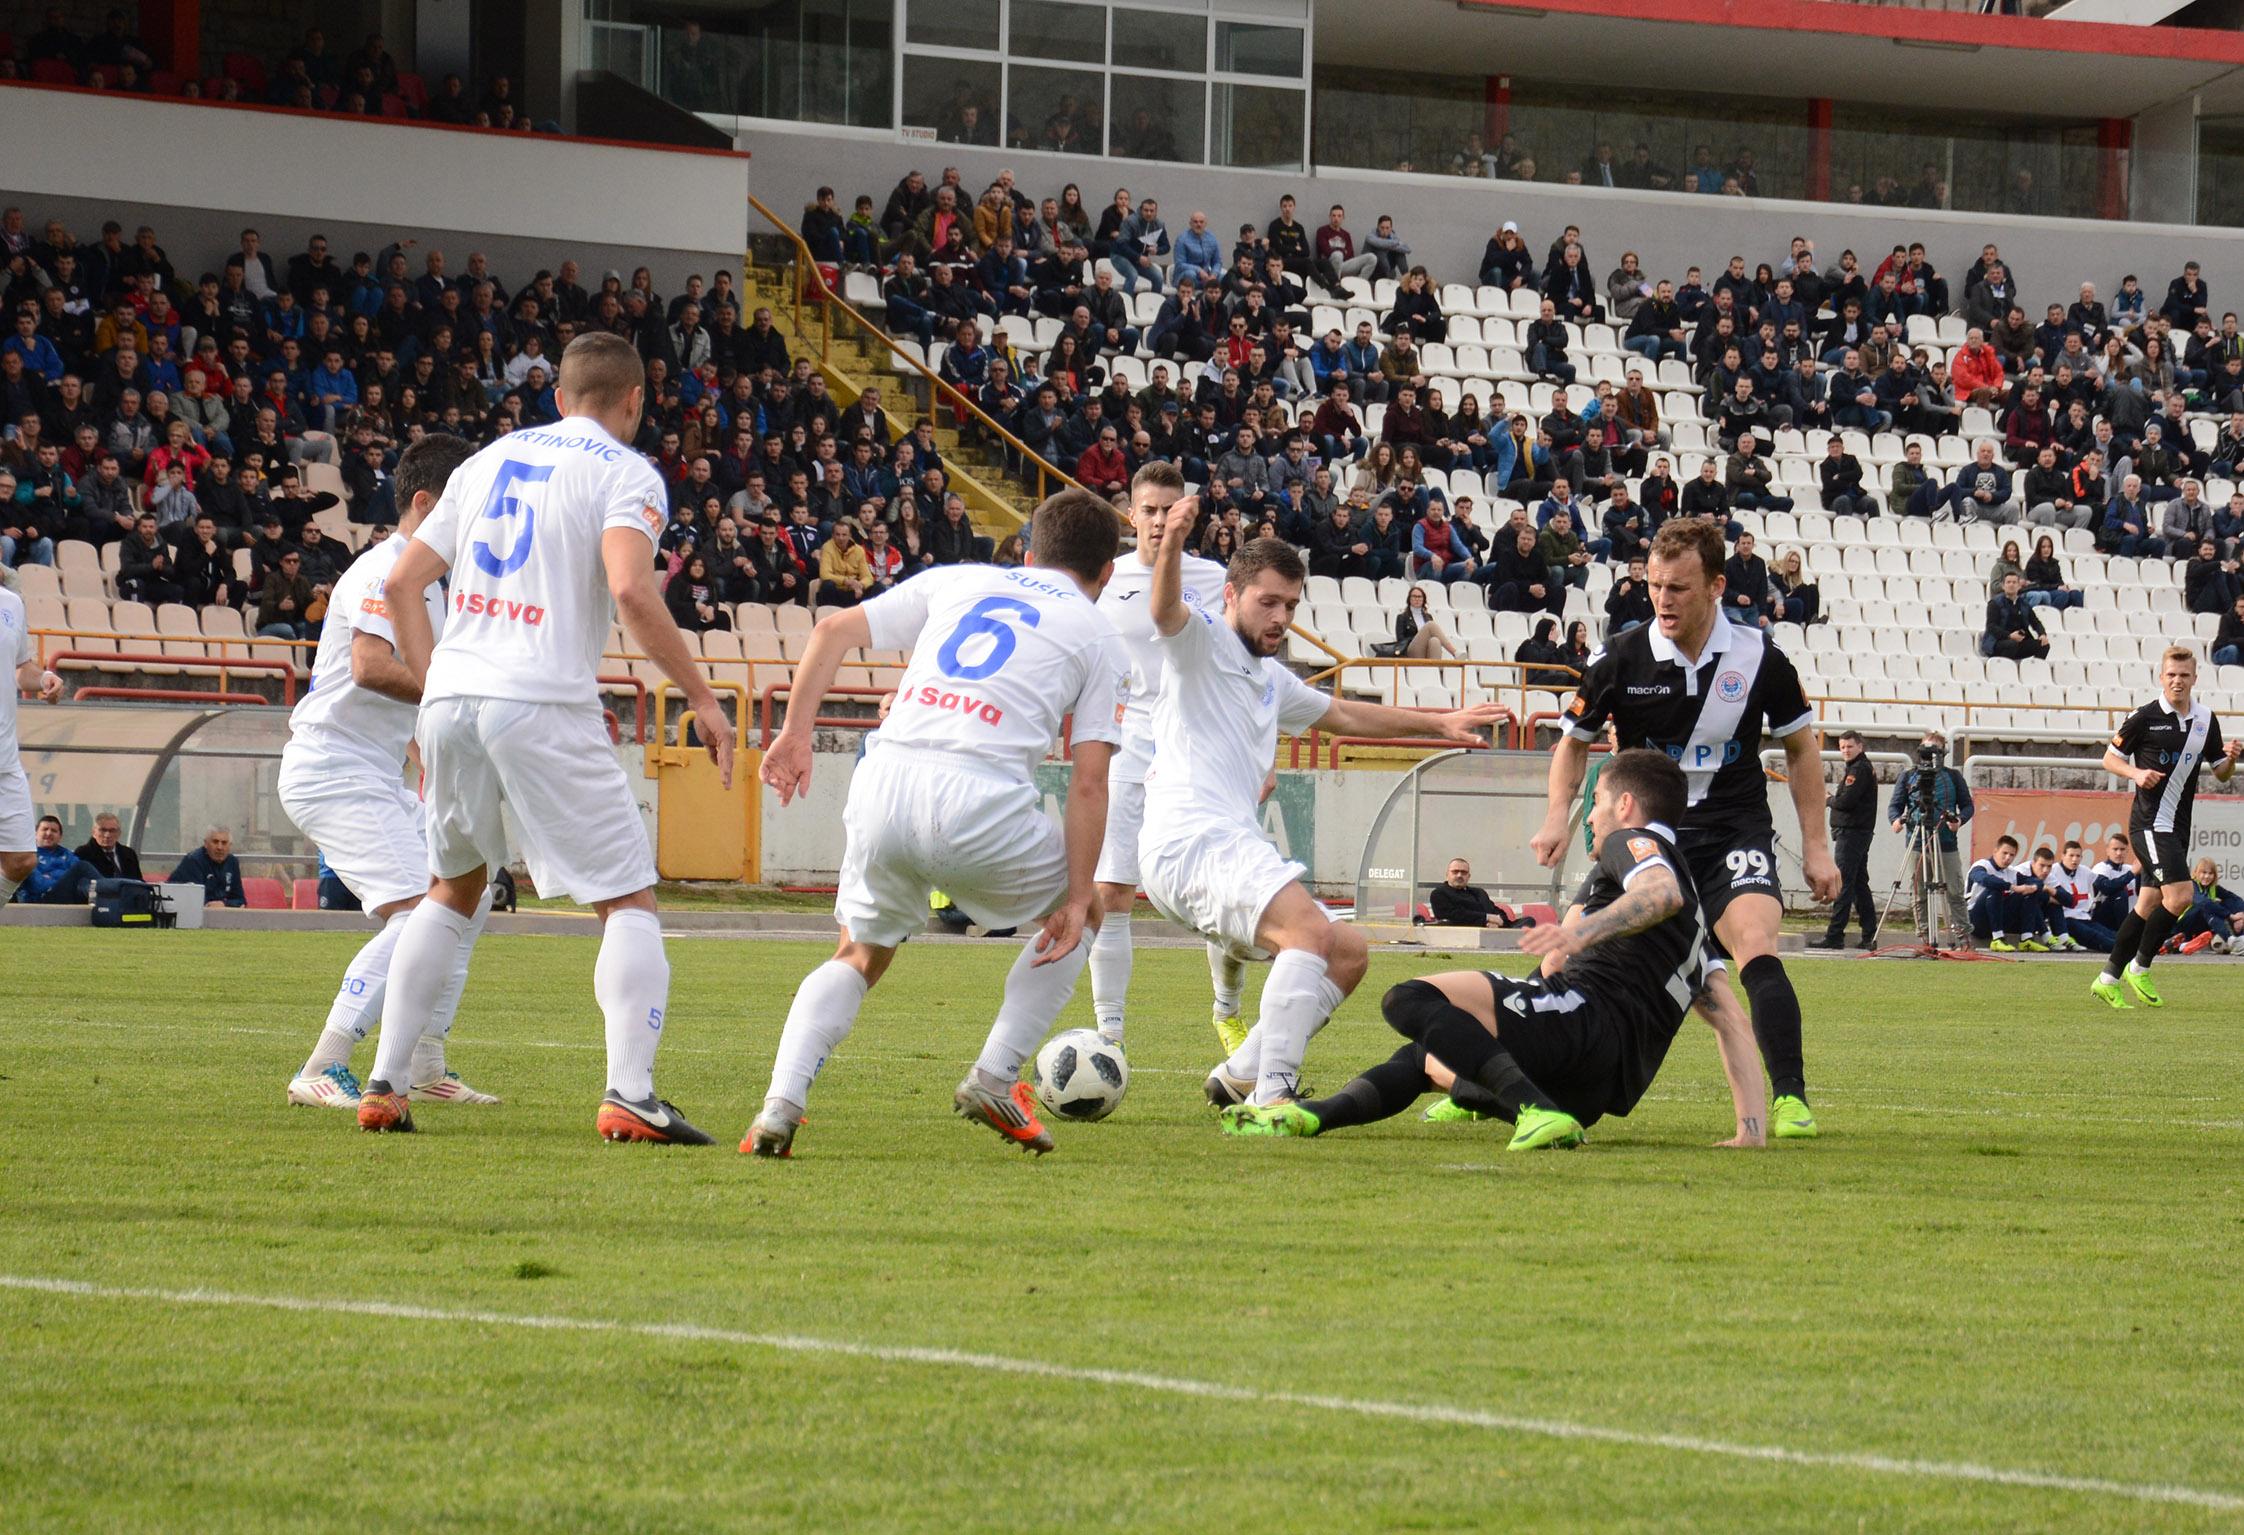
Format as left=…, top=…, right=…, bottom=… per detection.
left=743, top=191, right=1091, bottom=518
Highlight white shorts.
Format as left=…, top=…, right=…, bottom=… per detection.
left=1095, top=777, right=1148, bottom=887
left=0, top=766, right=32, bottom=853
left=836, top=745, right=1067, bottom=949
left=277, top=756, right=429, bottom=912
left=1139, top=820, right=1311, bottom=960
left=417, top=695, right=657, bottom=907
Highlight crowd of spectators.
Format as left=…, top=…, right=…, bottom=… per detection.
left=1, top=180, right=1008, bottom=624
left=3, top=9, right=551, bottom=134
left=800, top=162, right=2241, bottom=645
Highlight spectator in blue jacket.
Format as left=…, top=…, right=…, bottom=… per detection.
left=1171, top=211, right=1224, bottom=291
left=2102, top=473, right=2167, bottom=557
left=2089, top=834, right=2138, bottom=930
left=2047, top=840, right=2116, bottom=952
left=168, top=825, right=247, bottom=908
left=1948, top=442, right=2020, bottom=524
left=303, top=346, right=359, bottom=432
left=1967, top=835, right=2051, bottom=951
left=13, top=816, right=97, bottom=904
left=5, top=310, right=64, bottom=384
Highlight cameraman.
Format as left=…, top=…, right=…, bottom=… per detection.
left=1887, top=729, right=1974, bottom=942
left=1812, top=728, right=1880, bottom=949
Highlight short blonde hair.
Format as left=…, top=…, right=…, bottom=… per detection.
left=2161, top=645, right=2199, bottom=671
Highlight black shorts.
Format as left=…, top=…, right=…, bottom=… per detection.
left=1481, top=972, right=1623, bottom=1128
left=1676, top=824, right=1782, bottom=927
left=2131, top=825, right=2192, bottom=887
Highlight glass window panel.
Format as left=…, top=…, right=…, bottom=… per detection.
left=906, top=0, right=999, bottom=52
left=1214, top=81, right=1303, bottom=171
left=1215, top=22, right=1302, bottom=80
left=1009, top=62, right=1105, bottom=154
left=1010, top=0, right=1107, bottom=64
left=903, top=53, right=1002, bottom=144
left=1110, top=73, right=1202, bottom=163
left=1112, top=8, right=1205, bottom=73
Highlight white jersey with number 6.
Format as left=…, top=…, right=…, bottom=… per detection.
left=863, top=565, right=1130, bottom=780
left=1096, top=550, right=1228, bottom=786
left=410, top=420, right=666, bottom=708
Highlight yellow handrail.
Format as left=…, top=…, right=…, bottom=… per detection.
left=743, top=191, right=1093, bottom=516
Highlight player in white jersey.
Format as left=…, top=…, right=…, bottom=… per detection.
left=0, top=587, right=66, bottom=908
left=1138, top=497, right=1509, bottom=1110
left=746, top=490, right=1129, bottom=1157
left=357, top=333, right=736, bottom=1142
left=1087, top=462, right=1242, bottom=1053
left=279, top=434, right=501, bottom=1110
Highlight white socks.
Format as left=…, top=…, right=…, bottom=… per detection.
left=1088, top=908, right=1132, bottom=1041
left=1208, top=942, right=1245, bottom=1018
left=368, top=900, right=474, bottom=1087
left=974, top=929, right=1093, bottom=1085
left=0, top=871, right=21, bottom=906
left=300, top=910, right=410, bottom=1077
left=766, top=959, right=870, bottom=1111
left=1247, top=948, right=1345, bottom=1106
left=594, top=907, right=670, bottom=1101
left=412, top=885, right=493, bottom=1084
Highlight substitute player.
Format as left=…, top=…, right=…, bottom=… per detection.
left=2091, top=646, right=2238, bottom=1008
left=1139, top=498, right=1508, bottom=1111
left=1225, top=749, right=1767, bottom=1150
left=1531, top=518, right=1838, bottom=1140
left=1088, top=461, right=1244, bottom=1053
left=281, top=433, right=499, bottom=1111
left=745, top=489, right=1129, bottom=1157
left=359, top=332, right=735, bottom=1141
left=0, top=586, right=65, bottom=907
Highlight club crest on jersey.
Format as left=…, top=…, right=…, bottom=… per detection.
left=1261, top=678, right=1276, bottom=707
left=1627, top=836, right=1658, bottom=861
left=1715, top=669, right=1748, bottom=703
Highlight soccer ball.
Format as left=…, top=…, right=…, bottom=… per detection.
left=1033, top=1029, right=1130, bottom=1121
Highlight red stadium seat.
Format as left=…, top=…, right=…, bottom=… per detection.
left=242, top=877, right=289, bottom=910
left=31, top=58, right=76, bottom=85
left=149, top=69, right=180, bottom=95
left=291, top=878, right=321, bottom=910
left=396, top=71, right=427, bottom=111
left=1520, top=903, right=1560, bottom=928
left=221, top=52, right=265, bottom=92
left=380, top=93, right=408, bottom=117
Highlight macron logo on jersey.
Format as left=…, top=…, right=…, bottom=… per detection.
left=454, top=590, right=548, bottom=627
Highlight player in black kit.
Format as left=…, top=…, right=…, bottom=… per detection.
left=1532, top=518, right=1839, bottom=1140
left=2092, top=646, right=2239, bottom=1008
left=1219, top=750, right=1768, bottom=1149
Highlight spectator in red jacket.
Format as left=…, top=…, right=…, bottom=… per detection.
left=1951, top=328, right=2007, bottom=405
left=1074, top=424, right=1129, bottom=495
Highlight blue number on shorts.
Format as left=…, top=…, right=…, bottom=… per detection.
left=471, top=460, right=553, bottom=578
left=935, top=595, right=1041, bottom=680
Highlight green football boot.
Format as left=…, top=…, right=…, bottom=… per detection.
left=1220, top=1101, right=1321, bottom=1138
left=1505, top=1105, right=1585, bottom=1152
left=2088, top=974, right=2132, bottom=1010
left=1422, top=1096, right=1491, bottom=1125
left=1772, top=1093, right=1820, bottom=1139
left=1212, top=1010, right=1249, bottom=1057
left=2124, top=967, right=2164, bottom=1008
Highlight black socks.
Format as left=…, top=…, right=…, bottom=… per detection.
left=1302, top=1043, right=1436, bottom=1132
left=1741, top=954, right=1807, bottom=1103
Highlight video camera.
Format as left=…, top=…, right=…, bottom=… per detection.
left=1907, top=739, right=1957, bottom=829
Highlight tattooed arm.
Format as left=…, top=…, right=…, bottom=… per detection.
left=1517, top=865, right=1684, bottom=966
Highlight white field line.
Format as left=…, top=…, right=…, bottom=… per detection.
left=0, top=1274, right=2237, bottom=1512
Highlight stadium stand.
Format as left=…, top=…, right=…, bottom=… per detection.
left=1, top=8, right=2237, bottom=753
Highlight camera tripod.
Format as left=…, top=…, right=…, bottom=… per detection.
left=1866, top=768, right=2011, bottom=963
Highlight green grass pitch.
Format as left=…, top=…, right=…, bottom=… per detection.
left=3, top=928, right=2241, bottom=1532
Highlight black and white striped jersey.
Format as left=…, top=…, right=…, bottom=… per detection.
left=2112, top=698, right=2225, bottom=835
left=1561, top=619, right=1814, bottom=835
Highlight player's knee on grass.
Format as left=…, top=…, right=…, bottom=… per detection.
left=1382, top=978, right=1450, bottom=1043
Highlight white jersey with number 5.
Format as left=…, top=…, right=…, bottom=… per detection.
left=410, top=420, right=666, bottom=708
left=1096, top=550, right=1228, bottom=786
left=864, top=565, right=1130, bottom=782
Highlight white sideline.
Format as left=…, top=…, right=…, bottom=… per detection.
left=2, top=1274, right=2237, bottom=1512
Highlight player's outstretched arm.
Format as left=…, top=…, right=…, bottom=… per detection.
left=2216, top=738, right=2241, bottom=783
left=1037, top=740, right=1112, bottom=966
left=382, top=538, right=450, bottom=684
left=1519, top=864, right=1683, bottom=967
left=1314, top=695, right=1511, bottom=744
left=349, top=632, right=421, bottom=704
left=1694, top=977, right=1767, bottom=1148
left=759, top=603, right=873, bottom=806
left=604, top=528, right=734, bottom=788
left=1532, top=734, right=1592, bottom=868
left=1147, top=493, right=1198, bottom=637
left=1782, top=726, right=1841, bottom=902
